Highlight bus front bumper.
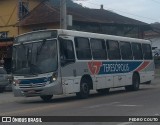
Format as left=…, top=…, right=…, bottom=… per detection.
left=12, top=83, right=63, bottom=97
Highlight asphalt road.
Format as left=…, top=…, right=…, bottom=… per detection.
left=0, top=78, right=160, bottom=125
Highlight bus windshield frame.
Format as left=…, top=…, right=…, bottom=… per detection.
left=13, top=32, right=58, bottom=76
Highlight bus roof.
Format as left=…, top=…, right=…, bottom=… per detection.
left=16, top=29, right=150, bottom=44
left=57, top=29, right=150, bottom=44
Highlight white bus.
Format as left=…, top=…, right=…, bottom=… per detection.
left=12, top=29, right=155, bottom=101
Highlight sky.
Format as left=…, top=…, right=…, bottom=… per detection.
left=74, top=0, right=160, bottom=24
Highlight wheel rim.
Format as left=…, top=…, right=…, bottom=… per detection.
left=136, top=79, right=139, bottom=88
left=82, top=83, right=89, bottom=94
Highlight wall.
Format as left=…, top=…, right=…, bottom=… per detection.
left=0, top=0, right=43, bottom=37
left=0, top=0, right=18, bottom=37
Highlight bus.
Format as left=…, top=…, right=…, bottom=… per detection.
left=12, top=29, right=155, bottom=101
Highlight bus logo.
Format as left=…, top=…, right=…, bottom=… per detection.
left=88, top=62, right=102, bottom=75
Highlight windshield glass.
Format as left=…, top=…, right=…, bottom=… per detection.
left=12, top=39, right=57, bottom=75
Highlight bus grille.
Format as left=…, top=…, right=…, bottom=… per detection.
left=19, top=82, right=46, bottom=89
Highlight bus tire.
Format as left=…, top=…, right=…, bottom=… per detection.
left=40, top=95, right=53, bottom=102
left=0, top=87, right=5, bottom=93
left=76, top=79, right=90, bottom=99
left=125, top=73, right=140, bottom=91
left=97, top=88, right=110, bottom=95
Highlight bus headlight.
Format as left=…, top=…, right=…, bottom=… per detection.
left=50, top=72, right=58, bottom=83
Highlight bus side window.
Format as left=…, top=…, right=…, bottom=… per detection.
left=132, top=43, right=143, bottom=60
left=60, top=39, right=75, bottom=66
left=107, top=40, right=121, bottom=60
left=120, top=41, right=133, bottom=60
left=74, top=37, right=92, bottom=60
left=90, top=38, right=107, bottom=60
left=142, top=44, right=153, bottom=60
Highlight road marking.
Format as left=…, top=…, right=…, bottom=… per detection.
left=84, top=102, right=120, bottom=109
left=117, top=122, right=133, bottom=125
left=116, top=104, right=142, bottom=107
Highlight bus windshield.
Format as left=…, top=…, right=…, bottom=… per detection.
left=12, top=39, right=57, bottom=75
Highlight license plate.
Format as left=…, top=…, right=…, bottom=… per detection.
left=27, top=90, right=36, bottom=94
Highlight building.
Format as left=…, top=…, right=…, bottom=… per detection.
left=0, top=0, right=43, bottom=73
left=145, top=23, right=160, bottom=56
left=0, top=0, right=44, bottom=37
left=18, top=2, right=151, bottom=39
left=144, top=23, right=160, bottom=68
left=145, top=23, right=160, bottom=49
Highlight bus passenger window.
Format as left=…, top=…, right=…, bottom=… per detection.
left=74, top=37, right=92, bottom=60
left=120, top=41, right=133, bottom=60
left=132, top=43, right=143, bottom=60
left=107, top=40, right=121, bottom=60
left=90, top=39, right=107, bottom=60
left=142, top=44, right=152, bottom=60
left=60, top=39, right=75, bottom=65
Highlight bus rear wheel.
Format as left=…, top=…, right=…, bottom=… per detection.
left=125, top=73, right=140, bottom=91
left=40, top=95, right=53, bottom=102
left=97, top=88, right=110, bottom=95
left=76, top=80, right=90, bottom=99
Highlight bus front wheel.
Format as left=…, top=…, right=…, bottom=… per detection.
left=40, top=95, right=53, bottom=102
left=125, top=73, right=140, bottom=91
left=76, top=80, right=90, bottom=99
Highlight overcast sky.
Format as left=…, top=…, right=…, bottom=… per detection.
left=74, top=0, right=160, bottom=24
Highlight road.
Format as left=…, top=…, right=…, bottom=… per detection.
left=0, top=78, right=160, bottom=125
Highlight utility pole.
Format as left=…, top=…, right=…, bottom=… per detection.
left=60, top=0, right=67, bottom=29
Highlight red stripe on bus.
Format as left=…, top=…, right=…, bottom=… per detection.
left=136, top=61, right=150, bottom=72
